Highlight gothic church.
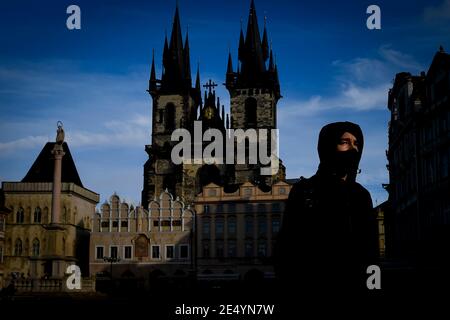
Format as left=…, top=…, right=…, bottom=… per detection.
left=142, top=0, right=285, bottom=208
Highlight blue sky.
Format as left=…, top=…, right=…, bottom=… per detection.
left=0, top=0, right=449, bottom=206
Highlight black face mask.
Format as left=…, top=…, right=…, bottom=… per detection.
left=332, top=149, right=360, bottom=177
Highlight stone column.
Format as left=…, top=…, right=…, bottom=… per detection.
left=51, top=143, right=65, bottom=225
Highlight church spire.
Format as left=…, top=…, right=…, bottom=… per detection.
left=195, top=63, right=201, bottom=91
left=184, top=30, right=192, bottom=83
left=149, top=49, right=157, bottom=91
left=262, top=16, right=269, bottom=61
left=238, top=20, right=245, bottom=61
left=227, top=51, right=233, bottom=74
left=159, top=3, right=194, bottom=92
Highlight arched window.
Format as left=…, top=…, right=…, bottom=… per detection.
left=245, top=97, right=257, bottom=128
left=166, top=103, right=176, bottom=131
left=32, top=238, right=40, bottom=256
left=16, top=207, right=24, bottom=224
left=14, top=239, right=22, bottom=256
left=34, top=207, right=42, bottom=223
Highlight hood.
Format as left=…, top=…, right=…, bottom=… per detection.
left=317, top=121, right=364, bottom=180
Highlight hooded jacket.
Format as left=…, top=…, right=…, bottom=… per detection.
left=275, top=122, right=379, bottom=297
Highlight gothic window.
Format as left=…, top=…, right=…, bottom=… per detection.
left=14, top=238, right=22, bottom=256
left=245, top=97, right=257, bottom=128
left=16, top=207, right=24, bottom=224
left=34, top=207, right=42, bottom=223
left=166, top=103, right=176, bottom=131
left=32, top=238, right=40, bottom=257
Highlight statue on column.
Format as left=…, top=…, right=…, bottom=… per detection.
left=56, top=121, right=65, bottom=145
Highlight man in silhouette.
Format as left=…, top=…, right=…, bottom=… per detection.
left=275, top=121, right=379, bottom=304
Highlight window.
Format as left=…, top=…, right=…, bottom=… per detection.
left=101, top=221, right=109, bottom=228
left=245, top=241, right=254, bottom=257
left=34, top=207, right=42, bottom=223
left=216, top=241, right=224, bottom=258
left=258, top=216, right=267, bottom=237
left=158, top=109, right=164, bottom=123
left=166, top=103, right=176, bottom=131
left=244, top=188, right=252, bottom=196
left=179, top=244, right=189, bottom=259
left=96, top=246, right=104, bottom=260
left=272, top=216, right=281, bottom=235
left=16, top=208, right=24, bottom=224
left=152, top=245, right=160, bottom=259
left=203, top=205, right=209, bottom=214
left=279, top=187, right=286, bottom=195
left=0, top=217, right=4, bottom=232
left=227, top=218, right=237, bottom=236
left=14, top=239, right=22, bottom=256
left=227, top=240, right=237, bottom=257
left=202, top=241, right=210, bottom=258
left=121, top=221, right=128, bottom=228
left=202, top=219, right=211, bottom=238
left=124, top=246, right=133, bottom=259
left=166, top=245, right=175, bottom=259
left=110, top=246, right=118, bottom=259
left=245, top=97, right=257, bottom=127
left=258, top=241, right=267, bottom=257
left=215, top=218, right=224, bottom=238
left=32, top=238, right=40, bottom=257
left=0, top=246, right=3, bottom=263
left=245, top=216, right=254, bottom=237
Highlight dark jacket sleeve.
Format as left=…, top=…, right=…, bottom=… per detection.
left=274, top=182, right=304, bottom=280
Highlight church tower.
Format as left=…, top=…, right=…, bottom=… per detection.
left=142, top=4, right=201, bottom=209
left=225, top=0, right=284, bottom=185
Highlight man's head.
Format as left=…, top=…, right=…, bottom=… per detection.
left=317, top=121, right=364, bottom=180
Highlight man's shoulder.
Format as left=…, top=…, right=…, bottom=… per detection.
left=289, top=175, right=317, bottom=196
left=353, top=181, right=373, bottom=201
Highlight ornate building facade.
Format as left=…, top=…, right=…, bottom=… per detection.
left=386, top=47, right=450, bottom=262
left=141, top=0, right=285, bottom=209
left=90, top=191, right=195, bottom=288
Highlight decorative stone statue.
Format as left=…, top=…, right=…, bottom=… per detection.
left=56, top=121, right=65, bottom=145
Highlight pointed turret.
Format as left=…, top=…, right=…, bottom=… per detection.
left=149, top=49, right=157, bottom=91
left=184, top=30, right=192, bottom=84
left=262, top=17, right=269, bottom=61
left=238, top=24, right=245, bottom=61
left=195, top=63, right=201, bottom=91
left=268, top=47, right=274, bottom=71
left=227, top=52, right=234, bottom=74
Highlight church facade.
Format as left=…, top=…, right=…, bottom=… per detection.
left=141, top=0, right=285, bottom=209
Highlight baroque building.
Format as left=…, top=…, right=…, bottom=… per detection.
left=386, top=47, right=450, bottom=262
left=141, top=0, right=285, bottom=209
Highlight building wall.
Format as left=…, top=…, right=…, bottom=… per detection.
left=387, top=49, right=450, bottom=261
left=1, top=182, right=98, bottom=282
left=90, top=191, right=195, bottom=282
left=194, top=181, right=291, bottom=279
